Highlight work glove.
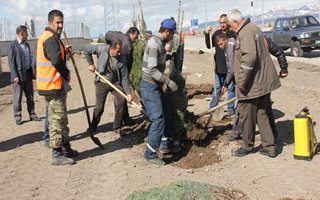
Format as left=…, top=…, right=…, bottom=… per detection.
left=167, top=79, right=178, bottom=92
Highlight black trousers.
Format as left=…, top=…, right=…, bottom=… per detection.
left=12, top=70, right=36, bottom=121
left=91, top=81, right=126, bottom=130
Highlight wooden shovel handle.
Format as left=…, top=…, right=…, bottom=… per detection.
left=209, top=30, right=217, bottom=97
left=197, top=97, right=236, bottom=118
left=63, top=31, right=91, bottom=127
left=94, top=71, right=146, bottom=115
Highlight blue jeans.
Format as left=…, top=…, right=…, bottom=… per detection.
left=209, top=73, right=235, bottom=112
left=43, top=105, right=49, bottom=142
left=140, top=80, right=172, bottom=159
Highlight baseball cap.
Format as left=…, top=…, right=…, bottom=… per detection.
left=161, top=18, right=179, bottom=34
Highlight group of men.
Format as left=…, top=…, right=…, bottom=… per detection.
left=205, top=9, right=288, bottom=158
left=8, top=8, right=288, bottom=166
left=8, top=9, right=180, bottom=166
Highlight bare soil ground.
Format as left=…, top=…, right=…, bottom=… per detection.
left=0, top=50, right=320, bottom=200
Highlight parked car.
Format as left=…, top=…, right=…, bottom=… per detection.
left=264, top=15, right=320, bottom=57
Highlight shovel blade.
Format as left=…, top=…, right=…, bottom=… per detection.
left=90, top=135, right=104, bottom=150
left=211, top=107, right=225, bottom=121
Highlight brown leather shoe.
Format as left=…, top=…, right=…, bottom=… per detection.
left=259, top=149, right=277, bottom=158
left=234, top=148, right=252, bottom=157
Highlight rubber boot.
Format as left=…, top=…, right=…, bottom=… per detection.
left=52, top=147, right=76, bottom=165
left=62, top=142, right=78, bottom=158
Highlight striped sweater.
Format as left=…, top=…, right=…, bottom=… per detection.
left=142, top=33, right=170, bottom=86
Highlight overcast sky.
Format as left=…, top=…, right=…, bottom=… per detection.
left=0, top=0, right=318, bottom=38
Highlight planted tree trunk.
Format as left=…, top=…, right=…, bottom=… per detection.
left=164, top=36, right=188, bottom=140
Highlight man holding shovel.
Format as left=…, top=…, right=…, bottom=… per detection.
left=105, top=27, right=140, bottom=125
left=36, top=9, right=77, bottom=165
left=84, top=39, right=132, bottom=136
left=217, top=33, right=235, bottom=98
left=205, top=14, right=236, bottom=115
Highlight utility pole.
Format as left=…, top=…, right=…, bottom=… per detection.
left=262, top=0, right=264, bottom=28
left=205, top=0, right=207, bottom=28
left=3, top=18, right=6, bottom=41
left=191, top=0, right=194, bottom=22
left=25, top=18, right=36, bottom=39
left=318, top=0, right=320, bottom=21
left=251, top=1, right=256, bottom=24
left=73, top=0, right=77, bottom=37
left=104, top=1, right=106, bottom=32
left=177, top=0, right=181, bottom=32
left=104, top=0, right=116, bottom=32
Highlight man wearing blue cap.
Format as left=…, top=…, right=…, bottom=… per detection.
left=140, top=18, right=181, bottom=165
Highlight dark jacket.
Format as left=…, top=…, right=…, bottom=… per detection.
left=233, top=18, right=281, bottom=100
left=8, top=39, right=36, bottom=82
left=205, top=29, right=236, bottom=74
left=43, top=27, right=70, bottom=81
left=105, top=31, right=134, bottom=72
left=265, top=37, right=288, bottom=73
left=223, top=38, right=235, bottom=86
left=84, top=44, right=131, bottom=95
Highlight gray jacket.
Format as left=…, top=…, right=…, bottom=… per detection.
left=142, top=34, right=170, bottom=86
left=233, top=18, right=281, bottom=100
left=84, top=44, right=131, bottom=95
left=8, top=39, right=36, bottom=82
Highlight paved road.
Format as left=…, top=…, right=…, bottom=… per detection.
left=184, top=36, right=320, bottom=66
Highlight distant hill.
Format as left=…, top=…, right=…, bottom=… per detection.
left=184, top=2, right=319, bottom=31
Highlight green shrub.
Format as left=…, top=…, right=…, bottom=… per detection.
left=130, top=41, right=146, bottom=94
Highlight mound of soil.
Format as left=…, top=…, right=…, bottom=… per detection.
left=122, top=111, right=233, bottom=169
left=118, top=83, right=235, bottom=169
left=187, top=83, right=212, bottom=99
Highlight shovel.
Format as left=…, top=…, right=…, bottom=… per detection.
left=63, top=31, right=104, bottom=149
left=94, top=71, right=147, bottom=116
left=208, top=29, right=225, bottom=120
left=202, top=97, right=236, bottom=130
left=209, top=30, right=217, bottom=97
left=197, top=97, right=236, bottom=119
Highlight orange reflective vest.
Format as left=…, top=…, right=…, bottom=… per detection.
left=36, top=30, right=65, bottom=95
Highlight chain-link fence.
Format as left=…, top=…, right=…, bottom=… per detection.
left=0, top=17, right=90, bottom=41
